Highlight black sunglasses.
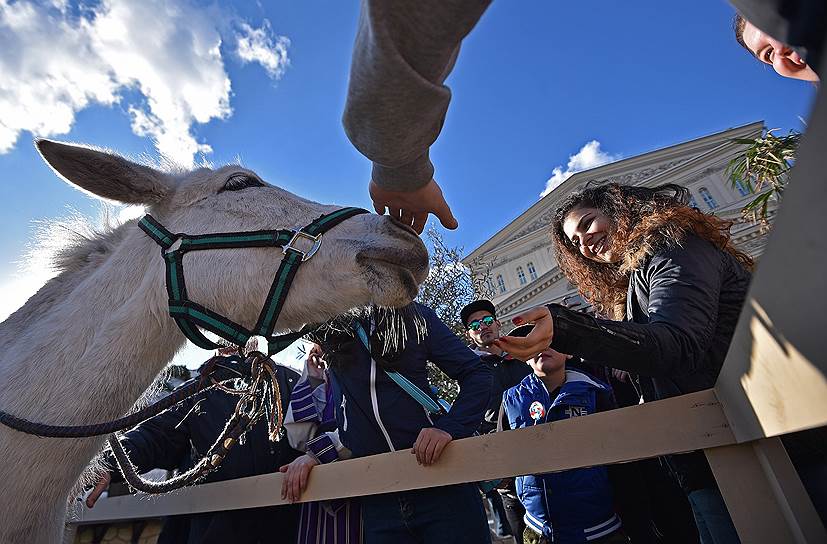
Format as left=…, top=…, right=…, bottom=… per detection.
left=467, top=315, right=496, bottom=331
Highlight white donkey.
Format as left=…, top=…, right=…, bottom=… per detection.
left=0, top=140, right=429, bottom=543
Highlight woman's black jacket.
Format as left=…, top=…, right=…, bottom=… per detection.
left=548, top=234, right=751, bottom=491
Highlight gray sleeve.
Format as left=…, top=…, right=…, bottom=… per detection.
left=343, top=0, right=492, bottom=191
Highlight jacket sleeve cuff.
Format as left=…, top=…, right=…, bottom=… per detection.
left=305, top=431, right=352, bottom=464
left=548, top=304, right=648, bottom=366
left=100, top=447, right=129, bottom=484
left=434, top=419, right=472, bottom=440
left=371, top=152, right=434, bottom=192
left=548, top=304, right=600, bottom=355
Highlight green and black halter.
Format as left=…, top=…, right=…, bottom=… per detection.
left=138, top=207, right=368, bottom=355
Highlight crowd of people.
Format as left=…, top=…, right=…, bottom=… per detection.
left=84, top=1, right=825, bottom=543
left=85, top=179, right=827, bottom=544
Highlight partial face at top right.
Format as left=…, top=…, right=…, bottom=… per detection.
left=742, top=20, right=819, bottom=82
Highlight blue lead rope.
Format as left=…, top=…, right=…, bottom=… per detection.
left=354, top=323, right=446, bottom=415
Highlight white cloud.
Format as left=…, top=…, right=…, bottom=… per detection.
left=541, top=140, right=621, bottom=197
left=0, top=0, right=289, bottom=167
left=236, top=21, right=290, bottom=80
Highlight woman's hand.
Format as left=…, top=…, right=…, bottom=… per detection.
left=279, top=454, right=320, bottom=502
left=492, top=306, right=554, bottom=361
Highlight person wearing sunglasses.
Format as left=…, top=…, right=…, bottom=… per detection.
left=460, top=299, right=532, bottom=543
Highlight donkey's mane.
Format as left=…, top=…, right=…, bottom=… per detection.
left=20, top=207, right=180, bottom=410
left=26, top=207, right=130, bottom=277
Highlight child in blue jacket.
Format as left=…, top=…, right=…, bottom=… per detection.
left=503, top=325, right=626, bottom=544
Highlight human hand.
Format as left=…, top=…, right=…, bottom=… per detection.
left=279, top=454, right=319, bottom=502
left=369, top=178, right=457, bottom=234
left=85, top=471, right=111, bottom=508
left=304, top=343, right=326, bottom=380
left=492, top=306, right=554, bottom=361
left=216, top=345, right=239, bottom=357
left=411, top=427, right=453, bottom=466
left=612, top=368, right=630, bottom=383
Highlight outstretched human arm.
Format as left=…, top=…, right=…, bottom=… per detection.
left=343, top=0, right=491, bottom=232
left=87, top=399, right=193, bottom=507
left=500, top=237, right=732, bottom=378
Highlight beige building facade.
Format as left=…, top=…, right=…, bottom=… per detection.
left=463, top=121, right=771, bottom=323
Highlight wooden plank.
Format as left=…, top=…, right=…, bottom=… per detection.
left=71, top=389, right=733, bottom=524
left=705, top=438, right=827, bottom=544
left=715, top=43, right=827, bottom=441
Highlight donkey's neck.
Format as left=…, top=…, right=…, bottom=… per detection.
left=0, top=223, right=188, bottom=542
left=0, top=225, right=184, bottom=424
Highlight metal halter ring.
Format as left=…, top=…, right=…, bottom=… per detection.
left=283, top=231, right=322, bottom=261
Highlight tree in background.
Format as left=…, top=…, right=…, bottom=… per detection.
left=727, top=128, right=801, bottom=231
left=417, top=226, right=496, bottom=402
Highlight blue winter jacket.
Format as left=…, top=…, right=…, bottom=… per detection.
left=504, top=371, right=621, bottom=543
left=328, top=303, right=492, bottom=458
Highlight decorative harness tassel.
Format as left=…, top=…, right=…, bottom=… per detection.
left=109, top=352, right=287, bottom=494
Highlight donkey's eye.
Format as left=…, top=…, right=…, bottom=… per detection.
left=220, top=173, right=266, bottom=192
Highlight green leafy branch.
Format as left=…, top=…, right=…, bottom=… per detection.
left=726, top=129, right=800, bottom=230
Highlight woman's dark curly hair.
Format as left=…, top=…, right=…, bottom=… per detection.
left=550, top=183, right=753, bottom=318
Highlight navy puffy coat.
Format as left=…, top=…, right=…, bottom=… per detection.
left=504, top=371, right=622, bottom=543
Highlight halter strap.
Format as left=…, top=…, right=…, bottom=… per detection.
left=139, top=207, right=368, bottom=354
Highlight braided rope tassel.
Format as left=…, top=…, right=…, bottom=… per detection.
left=261, top=361, right=284, bottom=442
left=107, top=353, right=288, bottom=494
left=107, top=408, right=252, bottom=494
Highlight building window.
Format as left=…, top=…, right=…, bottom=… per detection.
left=699, top=187, right=718, bottom=209
left=733, top=178, right=751, bottom=197
left=517, top=266, right=527, bottom=285
left=689, top=194, right=699, bottom=209
left=527, top=261, right=537, bottom=281
left=497, top=274, right=506, bottom=294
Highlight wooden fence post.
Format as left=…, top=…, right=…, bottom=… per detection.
left=705, top=437, right=826, bottom=543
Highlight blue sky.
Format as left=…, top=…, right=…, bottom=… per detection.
left=0, top=0, right=814, bottom=365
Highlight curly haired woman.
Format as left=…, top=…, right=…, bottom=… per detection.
left=498, top=183, right=752, bottom=544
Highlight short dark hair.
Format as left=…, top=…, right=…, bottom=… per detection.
left=460, top=300, right=496, bottom=328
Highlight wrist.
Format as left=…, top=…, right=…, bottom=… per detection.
left=371, top=152, right=433, bottom=192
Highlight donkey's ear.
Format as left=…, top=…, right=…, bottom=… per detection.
left=36, top=139, right=173, bottom=205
